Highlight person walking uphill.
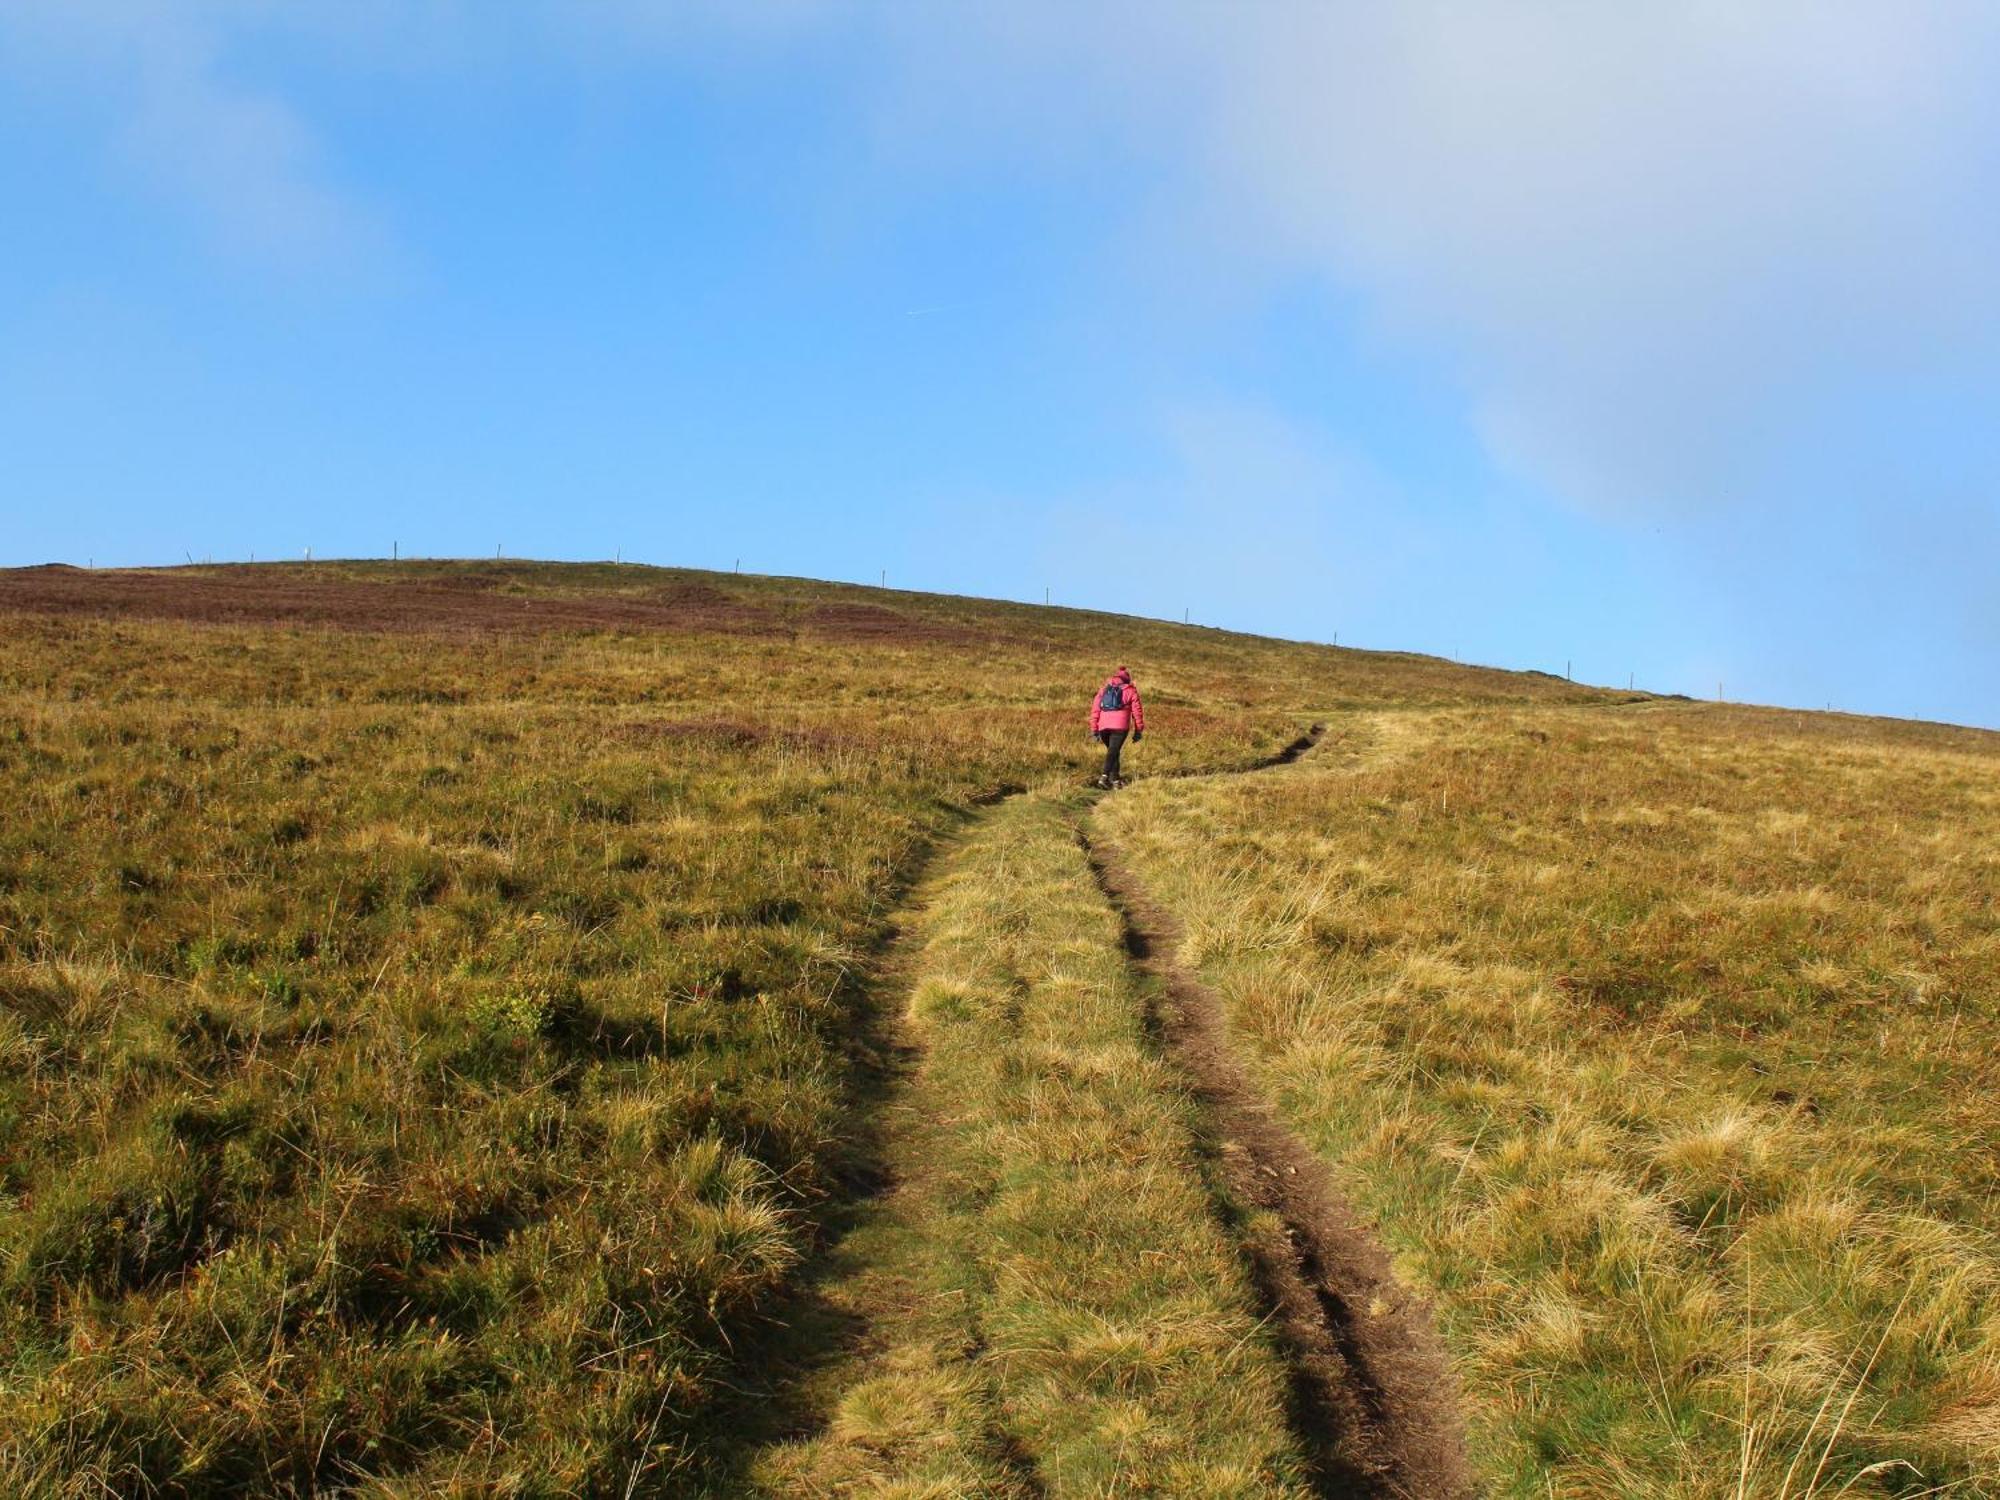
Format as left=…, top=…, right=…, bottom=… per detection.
left=1089, top=666, right=1145, bottom=789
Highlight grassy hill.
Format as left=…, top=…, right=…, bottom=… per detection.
left=0, top=560, right=1991, bottom=1497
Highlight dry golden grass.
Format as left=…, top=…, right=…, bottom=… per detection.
left=0, top=560, right=1604, bottom=1495
left=751, top=792, right=1311, bottom=1497
left=1101, top=704, right=2000, bottom=1497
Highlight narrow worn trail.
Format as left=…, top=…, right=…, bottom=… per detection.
left=1084, top=724, right=1472, bottom=1498
left=744, top=721, right=1473, bottom=1498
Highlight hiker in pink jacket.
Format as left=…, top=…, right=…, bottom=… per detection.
left=1089, top=666, right=1145, bottom=788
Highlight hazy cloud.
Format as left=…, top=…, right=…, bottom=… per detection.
left=16, top=2, right=1999, bottom=511
left=1, top=0, right=381, bottom=270
left=32, top=2, right=1999, bottom=507
left=854, top=3, right=2000, bottom=519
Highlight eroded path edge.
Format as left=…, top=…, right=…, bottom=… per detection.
left=744, top=784, right=1320, bottom=1495
left=1086, top=722, right=1477, bottom=1500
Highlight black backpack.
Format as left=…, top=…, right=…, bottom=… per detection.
left=1098, top=682, right=1125, bottom=713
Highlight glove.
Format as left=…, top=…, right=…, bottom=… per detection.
left=1132, top=729, right=1143, bottom=742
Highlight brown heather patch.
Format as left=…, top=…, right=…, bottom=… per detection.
left=0, top=561, right=783, bottom=636
left=0, top=564, right=994, bottom=649
left=803, top=600, right=984, bottom=645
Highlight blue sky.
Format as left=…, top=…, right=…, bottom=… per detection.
left=3, top=4, right=1996, bottom=727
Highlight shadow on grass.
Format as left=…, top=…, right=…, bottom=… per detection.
left=663, top=797, right=998, bottom=1497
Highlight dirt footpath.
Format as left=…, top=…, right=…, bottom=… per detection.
left=1086, top=729, right=1475, bottom=1500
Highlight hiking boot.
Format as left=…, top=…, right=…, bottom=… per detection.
left=1092, top=774, right=1110, bottom=789
left=1111, top=777, right=1128, bottom=789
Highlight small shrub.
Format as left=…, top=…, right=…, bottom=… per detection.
left=256, top=967, right=302, bottom=1006
left=183, top=933, right=258, bottom=974
left=466, top=986, right=577, bottom=1041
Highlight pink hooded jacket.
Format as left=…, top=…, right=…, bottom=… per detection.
left=1090, top=668, right=1145, bottom=735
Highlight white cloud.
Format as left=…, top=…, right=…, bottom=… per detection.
left=12, top=0, right=1999, bottom=539
left=853, top=3, right=2000, bottom=518
left=988, top=393, right=1559, bottom=653
left=1, top=0, right=381, bottom=271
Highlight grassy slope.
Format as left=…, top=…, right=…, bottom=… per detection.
left=1101, top=705, right=2000, bottom=1497
left=0, top=561, right=1597, bottom=1496
left=750, top=792, right=1311, bottom=1498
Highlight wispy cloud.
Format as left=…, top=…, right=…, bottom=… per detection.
left=850, top=2, right=2000, bottom=520
left=15, top=1, right=1997, bottom=512
left=2, top=0, right=384, bottom=272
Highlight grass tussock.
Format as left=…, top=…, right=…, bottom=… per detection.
left=1101, top=705, right=2000, bottom=1497
left=752, top=792, right=1311, bottom=1497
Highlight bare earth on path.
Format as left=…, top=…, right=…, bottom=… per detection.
left=749, top=787, right=1327, bottom=1495
left=1089, top=729, right=1476, bottom=1500
left=750, top=719, right=1476, bottom=1497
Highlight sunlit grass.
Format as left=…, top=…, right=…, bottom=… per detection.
left=1101, top=705, right=2000, bottom=1497
left=0, top=560, right=1605, bottom=1493
left=751, top=792, right=1311, bottom=1497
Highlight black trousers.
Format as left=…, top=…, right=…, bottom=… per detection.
left=1098, top=728, right=1128, bottom=780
